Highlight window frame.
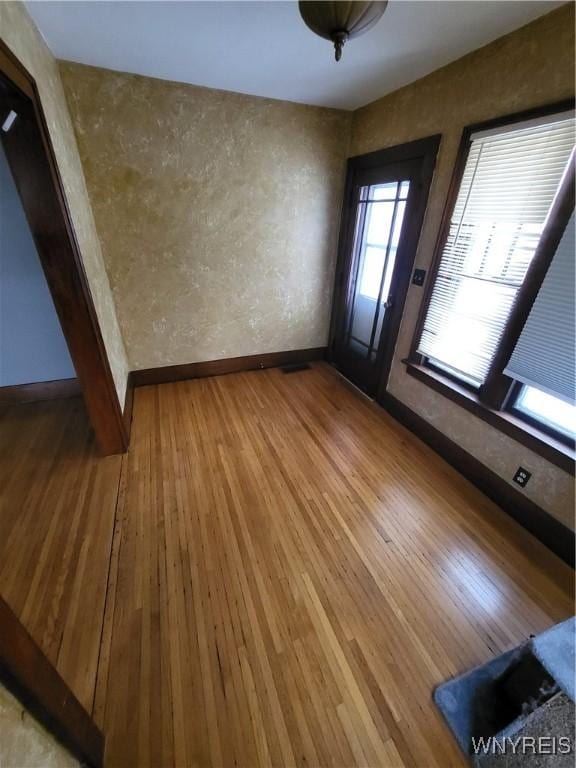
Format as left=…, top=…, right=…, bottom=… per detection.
left=405, top=99, right=575, bottom=474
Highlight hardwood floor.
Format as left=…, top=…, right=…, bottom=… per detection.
left=1, top=364, right=573, bottom=767
left=0, top=397, right=122, bottom=713
left=100, top=363, right=571, bottom=767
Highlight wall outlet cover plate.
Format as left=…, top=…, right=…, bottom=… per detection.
left=513, top=467, right=532, bottom=487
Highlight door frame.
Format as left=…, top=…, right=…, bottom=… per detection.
left=328, top=134, right=441, bottom=398
left=0, top=39, right=128, bottom=455
left=0, top=596, right=104, bottom=767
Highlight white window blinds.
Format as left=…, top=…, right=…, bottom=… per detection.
left=417, top=112, right=576, bottom=386
left=504, top=210, right=575, bottom=404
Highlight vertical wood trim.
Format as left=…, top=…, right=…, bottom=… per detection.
left=0, top=596, right=104, bottom=768
left=374, top=136, right=441, bottom=400
left=123, top=371, right=135, bottom=439
left=407, top=128, right=472, bottom=361
left=328, top=157, right=356, bottom=360
left=0, top=39, right=128, bottom=455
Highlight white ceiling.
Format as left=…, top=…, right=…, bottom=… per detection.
left=26, top=0, right=564, bottom=111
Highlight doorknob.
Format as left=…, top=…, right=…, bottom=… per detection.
left=383, top=299, right=393, bottom=309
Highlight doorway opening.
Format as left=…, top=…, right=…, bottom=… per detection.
left=0, top=141, right=78, bottom=396
left=0, top=40, right=127, bottom=455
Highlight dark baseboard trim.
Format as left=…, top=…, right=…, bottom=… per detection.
left=122, top=372, right=135, bottom=442
left=380, top=392, right=575, bottom=568
left=131, top=347, right=327, bottom=387
left=0, top=378, right=81, bottom=404
left=0, top=596, right=104, bottom=767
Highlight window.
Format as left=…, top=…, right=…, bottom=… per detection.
left=416, top=110, right=575, bottom=388
left=511, top=385, right=576, bottom=443
left=505, top=207, right=576, bottom=443
left=409, top=103, right=576, bottom=464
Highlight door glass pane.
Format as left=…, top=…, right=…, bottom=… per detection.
left=358, top=246, right=385, bottom=300
left=350, top=293, right=376, bottom=346
left=347, top=182, right=410, bottom=360
left=365, top=200, right=395, bottom=248
left=371, top=182, right=398, bottom=201
left=370, top=199, right=409, bottom=359
left=380, top=200, right=406, bottom=301
left=399, top=181, right=410, bottom=198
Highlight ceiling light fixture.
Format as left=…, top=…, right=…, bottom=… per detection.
left=299, top=1, right=388, bottom=62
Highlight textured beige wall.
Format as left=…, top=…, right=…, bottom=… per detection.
left=60, top=63, right=352, bottom=370
left=0, top=2, right=129, bottom=403
left=0, top=683, right=78, bottom=767
left=350, top=5, right=575, bottom=528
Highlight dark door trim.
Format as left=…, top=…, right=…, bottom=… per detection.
left=0, top=39, right=128, bottom=455
left=328, top=134, right=441, bottom=397
left=0, top=596, right=104, bottom=767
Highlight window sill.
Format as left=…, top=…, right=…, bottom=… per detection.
left=402, top=360, right=575, bottom=475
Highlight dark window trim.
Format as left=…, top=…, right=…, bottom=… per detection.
left=424, top=359, right=479, bottom=393
left=409, top=98, right=575, bottom=363
left=405, top=100, right=576, bottom=475
left=404, top=361, right=575, bottom=475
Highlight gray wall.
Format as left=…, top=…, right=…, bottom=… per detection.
left=0, top=144, right=75, bottom=386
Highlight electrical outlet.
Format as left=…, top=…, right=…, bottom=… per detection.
left=513, top=467, right=532, bottom=487
left=412, top=268, right=426, bottom=286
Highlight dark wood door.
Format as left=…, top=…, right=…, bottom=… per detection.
left=330, top=136, right=441, bottom=397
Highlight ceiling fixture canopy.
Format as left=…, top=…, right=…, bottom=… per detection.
left=299, top=1, right=388, bottom=62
